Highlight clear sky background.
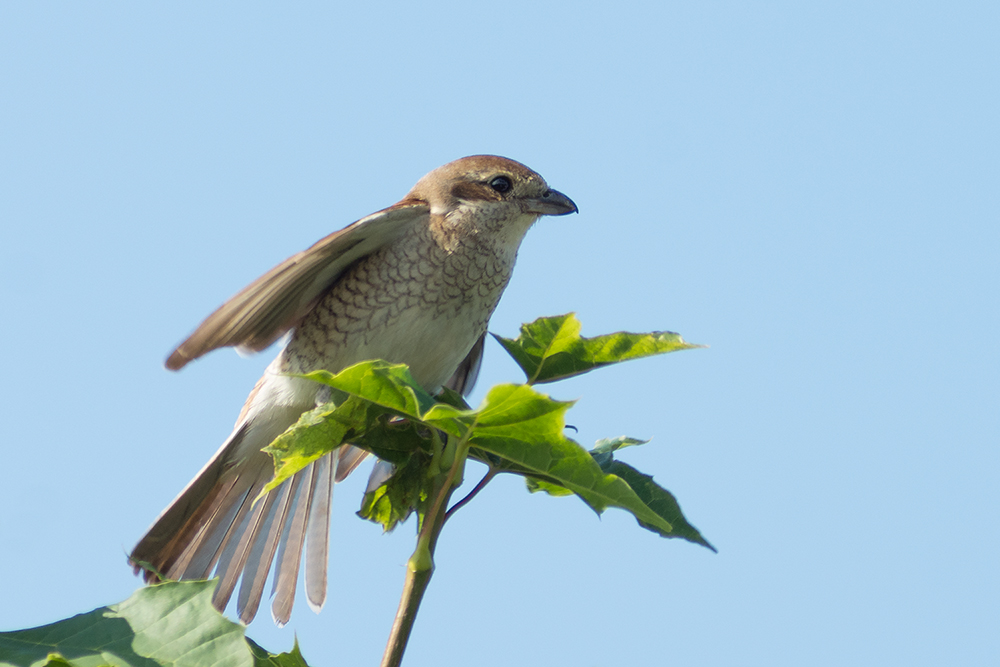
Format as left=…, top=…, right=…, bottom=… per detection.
left=1, top=3, right=997, bottom=666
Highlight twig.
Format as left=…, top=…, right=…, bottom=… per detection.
left=444, top=468, right=497, bottom=524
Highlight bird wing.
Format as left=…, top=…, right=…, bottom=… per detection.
left=444, top=331, right=485, bottom=396
left=166, top=199, right=429, bottom=370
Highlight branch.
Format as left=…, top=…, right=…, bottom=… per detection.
left=380, top=433, right=471, bottom=667
left=379, top=560, right=434, bottom=667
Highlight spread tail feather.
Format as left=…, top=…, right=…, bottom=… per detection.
left=129, top=417, right=343, bottom=625
left=130, top=335, right=485, bottom=624
left=305, top=451, right=336, bottom=611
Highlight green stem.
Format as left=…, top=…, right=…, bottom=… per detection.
left=380, top=433, right=471, bottom=667
left=444, top=467, right=496, bottom=524
left=379, top=553, right=434, bottom=667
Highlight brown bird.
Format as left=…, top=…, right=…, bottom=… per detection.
left=130, top=155, right=577, bottom=625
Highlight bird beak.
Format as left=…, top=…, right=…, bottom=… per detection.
left=524, top=189, right=578, bottom=216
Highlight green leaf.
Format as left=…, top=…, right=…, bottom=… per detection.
left=262, top=396, right=373, bottom=494
left=299, top=361, right=477, bottom=438
left=300, top=362, right=438, bottom=421
left=600, top=460, right=715, bottom=551
left=526, top=436, right=715, bottom=550
left=305, top=360, right=476, bottom=434
left=0, top=581, right=262, bottom=667
left=357, top=449, right=432, bottom=531
left=590, top=436, right=650, bottom=454
left=246, top=639, right=310, bottom=667
left=38, top=657, right=72, bottom=667
left=263, top=361, right=474, bottom=494
left=473, top=384, right=576, bottom=444
left=255, top=346, right=714, bottom=552
left=467, top=385, right=687, bottom=538
left=526, top=436, right=647, bottom=493
left=493, top=313, right=702, bottom=384
left=351, top=416, right=432, bottom=464
left=590, top=436, right=649, bottom=467
left=523, top=477, right=574, bottom=496
left=434, top=386, right=471, bottom=411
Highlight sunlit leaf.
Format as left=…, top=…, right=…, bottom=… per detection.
left=525, top=435, right=648, bottom=493
left=493, top=313, right=702, bottom=384
left=263, top=362, right=473, bottom=494
left=299, top=362, right=436, bottom=420
left=262, top=396, right=372, bottom=493
left=246, top=638, right=310, bottom=667
left=0, top=581, right=276, bottom=667
left=468, top=385, right=684, bottom=537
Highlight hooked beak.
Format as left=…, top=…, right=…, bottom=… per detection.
left=524, top=189, right=578, bottom=216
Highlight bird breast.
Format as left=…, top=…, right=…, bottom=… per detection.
left=280, top=221, right=518, bottom=392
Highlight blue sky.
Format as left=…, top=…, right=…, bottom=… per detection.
left=1, top=3, right=997, bottom=665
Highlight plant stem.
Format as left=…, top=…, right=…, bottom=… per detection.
left=380, top=434, right=471, bottom=667
left=379, top=556, right=434, bottom=667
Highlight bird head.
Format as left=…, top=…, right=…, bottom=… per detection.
left=408, top=155, right=578, bottom=220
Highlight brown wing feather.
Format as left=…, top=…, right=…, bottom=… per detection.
left=166, top=200, right=429, bottom=370
left=444, top=332, right=486, bottom=396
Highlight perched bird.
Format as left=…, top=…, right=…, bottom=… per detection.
left=130, top=155, right=577, bottom=625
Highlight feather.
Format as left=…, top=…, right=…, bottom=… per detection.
left=334, top=445, right=368, bottom=483
left=236, top=479, right=292, bottom=623
left=270, top=468, right=312, bottom=627
left=444, top=332, right=485, bottom=396
left=305, top=450, right=338, bottom=611
left=210, top=475, right=270, bottom=611
left=166, top=202, right=428, bottom=370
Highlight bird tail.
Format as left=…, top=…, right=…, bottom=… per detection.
left=129, top=417, right=344, bottom=626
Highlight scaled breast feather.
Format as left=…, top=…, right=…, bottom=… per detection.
left=165, top=200, right=429, bottom=370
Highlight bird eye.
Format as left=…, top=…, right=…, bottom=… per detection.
left=489, top=176, right=512, bottom=194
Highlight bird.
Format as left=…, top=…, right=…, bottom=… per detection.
left=129, top=155, right=577, bottom=626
